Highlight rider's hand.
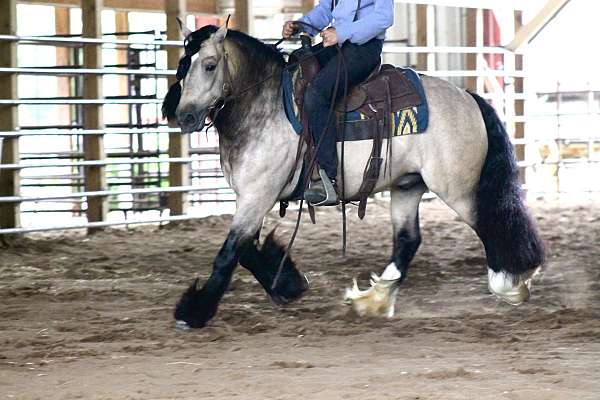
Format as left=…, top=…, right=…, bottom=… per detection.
left=282, top=21, right=298, bottom=39
left=320, top=27, right=338, bottom=47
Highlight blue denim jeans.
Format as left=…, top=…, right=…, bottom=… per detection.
left=304, top=38, right=383, bottom=180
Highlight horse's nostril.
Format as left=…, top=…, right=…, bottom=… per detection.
left=182, top=113, right=196, bottom=126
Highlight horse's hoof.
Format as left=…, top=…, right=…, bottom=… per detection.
left=488, top=268, right=536, bottom=305
left=268, top=294, right=291, bottom=306
left=302, top=273, right=310, bottom=288
left=173, top=279, right=218, bottom=328
left=344, top=272, right=400, bottom=318
left=269, top=273, right=309, bottom=306
left=175, top=320, right=191, bottom=331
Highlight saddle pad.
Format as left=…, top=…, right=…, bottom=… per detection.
left=281, top=67, right=429, bottom=141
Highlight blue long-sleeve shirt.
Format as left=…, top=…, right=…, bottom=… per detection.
left=298, top=0, right=394, bottom=45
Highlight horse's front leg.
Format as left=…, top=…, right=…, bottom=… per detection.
left=173, top=193, right=270, bottom=328
left=173, top=191, right=305, bottom=329
left=174, top=227, right=245, bottom=329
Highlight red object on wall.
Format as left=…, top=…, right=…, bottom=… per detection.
left=483, top=9, right=504, bottom=86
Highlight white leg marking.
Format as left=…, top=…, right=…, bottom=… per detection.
left=381, top=262, right=401, bottom=280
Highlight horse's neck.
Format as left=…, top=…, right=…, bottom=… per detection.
left=215, top=82, right=283, bottom=148
left=215, top=65, right=303, bottom=195
left=214, top=52, right=282, bottom=139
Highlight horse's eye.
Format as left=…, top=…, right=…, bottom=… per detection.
left=205, top=64, right=216, bottom=72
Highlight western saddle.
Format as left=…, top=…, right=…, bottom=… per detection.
left=289, top=35, right=422, bottom=219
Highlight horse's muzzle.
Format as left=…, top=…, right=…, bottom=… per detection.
left=177, top=109, right=206, bottom=134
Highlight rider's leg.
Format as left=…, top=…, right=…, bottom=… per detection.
left=304, top=39, right=383, bottom=204
left=304, top=54, right=339, bottom=182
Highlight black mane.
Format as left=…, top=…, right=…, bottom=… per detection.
left=226, top=28, right=286, bottom=67
left=161, top=25, right=284, bottom=121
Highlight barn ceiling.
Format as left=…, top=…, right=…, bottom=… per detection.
left=16, top=0, right=545, bottom=15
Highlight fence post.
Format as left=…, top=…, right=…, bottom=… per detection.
left=234, top=0, right=253, bottom=34
left=416, top=4, right=427, bottom=71
left=465, top=8, right=477, bottom=91
left=55, top=7, right=72, bottom=126
left=0, top=0, right=20, bottom=230
left=166, top=0, right=189, bottom=216
left=425, top=5, right=435, bottom=73
left=115, top=10, right=129, bottom=123
left=82, top=0, right=108, bottom=232
left=514, top=10, right=526, bottom=184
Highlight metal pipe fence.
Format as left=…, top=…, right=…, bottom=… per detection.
left=0, top=186, right=233, bottom=203
left=0, top=28, right=232, bottom=235
left=0, top=128, right=180, bottom=137
left=0, top=34, right=182, bottom=47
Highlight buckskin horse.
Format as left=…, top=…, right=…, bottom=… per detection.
left=162, top=21, right=545, bottom=329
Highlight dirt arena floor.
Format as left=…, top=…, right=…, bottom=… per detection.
left=1, top=198, right=599, bottom=399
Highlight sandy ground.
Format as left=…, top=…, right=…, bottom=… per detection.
left=0, top=198, right=599, bottom=400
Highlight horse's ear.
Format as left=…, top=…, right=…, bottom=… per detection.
left=213, top=15, right=230, bottom=44
left=176, top=17, right=193, bottom=39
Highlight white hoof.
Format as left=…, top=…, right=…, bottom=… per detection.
left=344, top=263, right=401, bottom=318
left=175, top=320, right=191, bottom=331
left=488, top=267, right=540, bottom=305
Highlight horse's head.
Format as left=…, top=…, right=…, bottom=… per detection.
left=162, top=20, right=230, bottom=133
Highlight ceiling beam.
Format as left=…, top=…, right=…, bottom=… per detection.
left=505, top=0, right=570, bottom=51
left=17, top=0, right=217, bottom=14
left=393, top=0, right=542, bottom=11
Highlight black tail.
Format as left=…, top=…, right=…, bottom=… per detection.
left=468, top=91, right=545, bottom=275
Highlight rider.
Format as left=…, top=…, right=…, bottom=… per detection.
left=282, top=0, right=394, bottom=205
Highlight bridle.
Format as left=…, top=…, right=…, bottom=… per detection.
left=202, top=50, right=234, bottom=131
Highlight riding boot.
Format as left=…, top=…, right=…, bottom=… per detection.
left=304, top=168, right=339, bottom=206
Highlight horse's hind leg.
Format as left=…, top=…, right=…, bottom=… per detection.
left=434, top=187, right=538, bottom=306
left=345, top=179, right=426, bottom=318
left=387, top=181, right=427, bottom=284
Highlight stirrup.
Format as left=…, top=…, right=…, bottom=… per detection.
left=306, top=169, right=339, bottom=206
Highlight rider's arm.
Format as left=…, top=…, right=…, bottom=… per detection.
left=297, top=0, right=334, bottom=35
left=335, top=0, right=394, bottom=45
